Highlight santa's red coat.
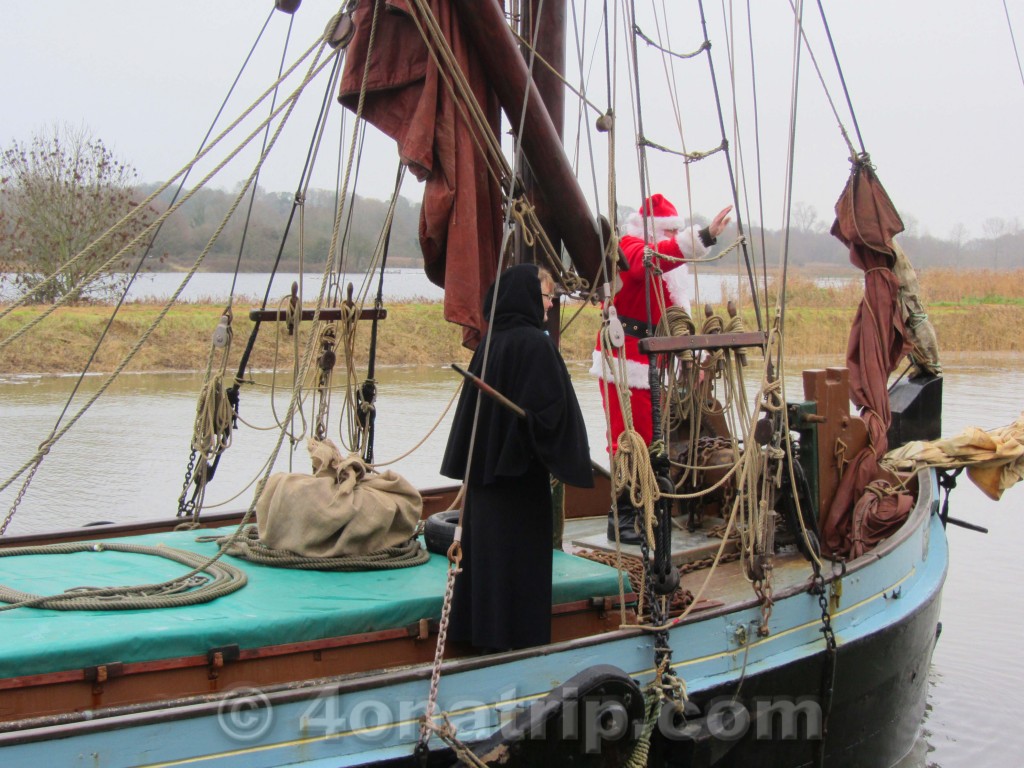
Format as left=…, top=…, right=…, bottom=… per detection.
left=590, top=226, right=709, bottom=450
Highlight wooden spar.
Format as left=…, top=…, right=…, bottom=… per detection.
left=450, top=0, right=604, bottom=284
left=247, top=308, right=386, bottom=323
left=451, top=363, right=527, bottom=419
left=523, top=0, right=566, bottom=143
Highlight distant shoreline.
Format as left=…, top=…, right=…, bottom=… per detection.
left=1, top=298, right=1021, bottom=375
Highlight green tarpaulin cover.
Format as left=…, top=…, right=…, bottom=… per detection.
left=0, top=526, right=627, bottom=679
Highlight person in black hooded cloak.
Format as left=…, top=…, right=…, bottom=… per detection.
left=440, top=263, right=593, bottom=651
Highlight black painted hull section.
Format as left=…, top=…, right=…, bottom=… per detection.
left=648, top=582, right=943, bottom=767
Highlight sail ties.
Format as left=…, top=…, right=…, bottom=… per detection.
left=638, top=136, right=727, bottom=165
left=633, top=25, right=710, bottom=61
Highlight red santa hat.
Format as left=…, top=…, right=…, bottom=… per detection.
left=623, top=193, right=686, bottom=238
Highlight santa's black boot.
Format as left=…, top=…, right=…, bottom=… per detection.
left=607, top=493, right=643, bottom=546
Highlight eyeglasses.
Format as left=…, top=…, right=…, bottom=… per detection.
left=541, top=292, right=556, bottom=300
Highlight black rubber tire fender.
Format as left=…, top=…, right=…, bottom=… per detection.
left=423, top=509, right=460, bottom=555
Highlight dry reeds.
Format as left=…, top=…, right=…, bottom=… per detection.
left=2, top=269, right=1022, bottom=374
left=917, top=268, right=1024, bottom=305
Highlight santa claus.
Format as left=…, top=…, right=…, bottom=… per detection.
left=591, top=193, right=732, bottom=543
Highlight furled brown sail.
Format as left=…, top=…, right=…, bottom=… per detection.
left=338, top=0, right=503, bottom=348
left=819, top=161, right=913, bottom=557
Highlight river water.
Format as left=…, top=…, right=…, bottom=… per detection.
left=0, top=356, right=1021, bottom=766
left=2, top=269, right=765, bottom=306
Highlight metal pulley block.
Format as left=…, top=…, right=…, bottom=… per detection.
left=211, top=314, right=231, bottom=349
left=327, top=6, right=356, bottom=49
left=604, top=305, right=625, bottom=349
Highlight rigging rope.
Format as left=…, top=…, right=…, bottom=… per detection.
left=814, top=0, right=866, bottom=156
left=784, top=0, right=858, bottom=160
left=3, top=24, right=342, bottom=530
left=42, top=9, right=275, bottom=462
left=510, top=25, right=605, bottom=115
left=634, top=24, right=709, bottom=60
left=0, top=30, right=332, bottom=329
left=1003, top=0, right=1024, bottom=92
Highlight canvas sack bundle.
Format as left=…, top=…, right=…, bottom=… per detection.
left=256, top=438, right=422, bottom=557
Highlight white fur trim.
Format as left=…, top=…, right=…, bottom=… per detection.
left=622, top=211, right=687, bottom=239
left=590, top=350, right=651, bottom=389
left=674, top=226, right=708, bottom=261
left=662, top=263, right=691, bottom=314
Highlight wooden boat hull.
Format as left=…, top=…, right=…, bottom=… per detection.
left=0, top=471, right=945, bottom=768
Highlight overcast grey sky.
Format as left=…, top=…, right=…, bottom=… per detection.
left=3, top=1, right=1023, bottom=241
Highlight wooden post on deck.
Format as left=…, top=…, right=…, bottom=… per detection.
left=801, top=368, right=869, bottom=518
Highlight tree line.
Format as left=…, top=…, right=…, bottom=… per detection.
left=142, top=183, right=424, bottom=273
left=148, top=189, right=1019, bottom=274
left=2, top=127, right=1018, bottom=304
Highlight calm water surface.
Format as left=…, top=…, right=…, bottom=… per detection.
left=0, top=269, right=765, bottom=306
left=0, top=357, right=1021, bottom=766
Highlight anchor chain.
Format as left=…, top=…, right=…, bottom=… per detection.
left=175, top=308, right=237, bottom=522
left=810, top=561, right=838, bottom=767
left=176, top=449, right=200, bottom=518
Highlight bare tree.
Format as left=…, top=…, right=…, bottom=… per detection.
left=982, top=217, right=1006, bottom=239
left=982, top=217, right=1007, bottom=268
left=900, top=212, right=918, bottom=238
left=0, top=125, right=156, bottom=303
left=792, top=201, right=825, bottom=233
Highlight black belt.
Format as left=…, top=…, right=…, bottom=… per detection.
left=616, top=314, right=652, bottom=339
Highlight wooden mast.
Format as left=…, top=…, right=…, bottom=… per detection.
left=520, top=0, right=566, bottom=340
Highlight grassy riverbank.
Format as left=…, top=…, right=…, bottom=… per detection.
left=1, top=269, right=1021, bottom=374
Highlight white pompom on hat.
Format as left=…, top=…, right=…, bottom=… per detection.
left=622, top=193, right=687, bottom=238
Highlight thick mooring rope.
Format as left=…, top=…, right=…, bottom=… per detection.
left=197, top=526, right=429, bottom=571
left=0, top=542, right=247, bottom=611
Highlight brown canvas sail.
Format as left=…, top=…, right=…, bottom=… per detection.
left=338, top=0, right=504, bottom=348
left=819, top=161, right=913, bottom=557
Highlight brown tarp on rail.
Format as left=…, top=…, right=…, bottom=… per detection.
left=338, top=0, right=503, bottom=348
left=819, top=162, right=913, bottom=558
left=884, top=413, right=1024, bottom=501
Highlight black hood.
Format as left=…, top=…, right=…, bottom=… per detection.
left=484, top=263, right=544, bottom=331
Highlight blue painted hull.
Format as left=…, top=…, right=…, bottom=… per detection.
left=0, top=472, right=945, bottom=768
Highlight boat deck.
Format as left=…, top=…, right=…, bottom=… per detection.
left=0, top=525, right=627, bottom=681
left=0, top=513, right=818, bottom=725
left=565, top=514, right=814, bottom=615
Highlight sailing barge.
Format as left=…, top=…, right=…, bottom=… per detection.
left=4, top=1, right=1014, bottom=766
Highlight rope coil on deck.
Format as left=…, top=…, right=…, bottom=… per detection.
left=0, top=542, right=247, bottom=611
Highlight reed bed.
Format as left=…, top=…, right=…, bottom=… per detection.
left=1, top=269, right=1021, bottom=374
left=915, top=268, right=1024, bottom=305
